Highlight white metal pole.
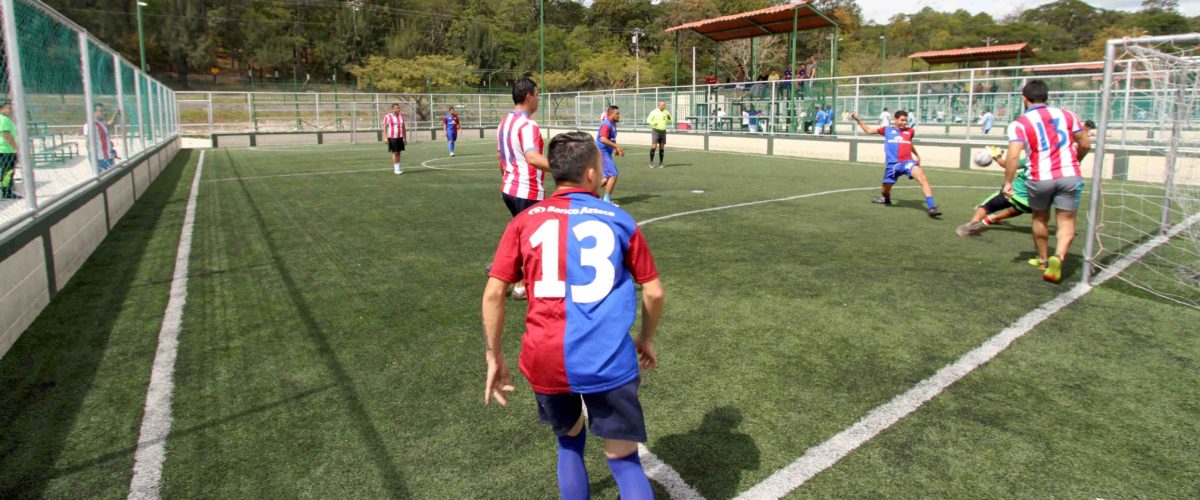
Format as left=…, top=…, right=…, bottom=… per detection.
left=2, top=0, right=37, bottom=209
left=966, top=69, right=975, bottom=142
left=692, top=46, right=696, bottom=86
left=1159, top=71, right=1185, bottom=233
left=1082, top=40, right=1118, bottom=284
left=79, top=32, right=99, bottom=177
left=853, top=76, right=861, bottom=137
left=351, top=95, right=358, bottom=143
left=207, top=91, right=214, bottom=137
left=315, top=93, right=321, bottom=130
left=1120, top=61, right=1132, bottom=150
left=134, top=71, right=145, bottom=151
left=114, top=55, right=130, bottom=165
left=478, top=94, right=483, bottom=128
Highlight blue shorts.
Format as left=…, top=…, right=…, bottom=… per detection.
left=601, top=153, right=618, bottom=179
left=534, top=377, right=646, bottom=442
left=445, top=129, right=457, bottom=141
left=882, top=160, right=917, bottom=184
left=98, top=159, right=115, bottom=172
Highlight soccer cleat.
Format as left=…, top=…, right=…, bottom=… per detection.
left=956, top=221, right=983, bottom=236
left=1043, top=256, right=1063, bottom=283
left=657, top=163, right=664, bottom=168
left=450, top=152, right=456, bottom=157
left=649, top=162, right=656, bottom=168
left=1028, top=258, right=1048, bottom=270
left=927, top=207, right=942, bottom=218
left=610, top=201, right=620, bottom=207
left=871, top=197, right=892, bottom=205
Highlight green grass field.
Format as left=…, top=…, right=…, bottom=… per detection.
left=2, top=137, right=1197, bottom=498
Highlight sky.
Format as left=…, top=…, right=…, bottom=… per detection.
left=858, top=0, right=1200, bottom=25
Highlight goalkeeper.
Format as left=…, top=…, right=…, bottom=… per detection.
left=956, top=145, right=1030, bottom=238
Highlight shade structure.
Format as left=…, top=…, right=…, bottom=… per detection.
left=1024, top=62, right=1105, bottom=75
left=665, top=1, right=836, bottom=42
left=909, top=43, right=1034, bottom=65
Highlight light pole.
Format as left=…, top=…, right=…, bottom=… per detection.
left=880, top=35, right=887, bottom=74
left=137, top=1, right=148, bottom=72
left=982, top=37, right=998, bottom=68
left=632, top=28, right=644, bottom=88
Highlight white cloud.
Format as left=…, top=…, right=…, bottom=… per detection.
left=858, top=0, right=1199, bottom=25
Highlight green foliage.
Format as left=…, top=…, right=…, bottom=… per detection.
left=348, top=55, right=478, bottom=93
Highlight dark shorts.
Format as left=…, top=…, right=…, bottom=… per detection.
left=979, top=190, right=1031, bottom=214
left=387, top=137, right=406, bottom=153
left=651, top=129, right=667, bottom=145
left=534, top=378, right=647, bottom=442
left=502, top=192, right=540, bottom=217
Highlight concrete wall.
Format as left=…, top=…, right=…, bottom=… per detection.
left=0, top=138, right=182, bottom=359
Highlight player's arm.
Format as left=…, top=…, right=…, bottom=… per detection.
left=1003, top=142, right=1025, bottom=197
left=849, top=113, right=875, bottom=134
left=636, top=278, right=664, bottom=370
left=1073, top=128, right=1091, bottom=163
left=482, top=277, right=515, bottom=406
left=523, top=150, right=550, bottom=172
left=910, top=145, right=921, bottom=165
left=2, top=130, right=17, bottom=156
left=599, top=136, right=623, bottom=157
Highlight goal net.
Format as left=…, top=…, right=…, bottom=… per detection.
left=1084, top=34, right=1200, bottom=307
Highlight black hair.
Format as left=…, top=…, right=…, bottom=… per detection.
left=893, top=110, right=908, bottom=119
left=1022, top=80, right=1049, bottom=104
left=547, top=132, right=598, bottom=184
left=606, top=105, right=619, bottom=113
left=391, top=103, right=401, bottom=108
left=1084, top=119, right=1096, bottom=130
left=512, top=77, right=538, bottom=105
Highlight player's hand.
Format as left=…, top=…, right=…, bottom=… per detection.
left=484, top=355, right=515, bottom=406
left=615, top=146, right=625, bottom=157
left=1003, top=182, right=1015, bottom=199
left=635, top=337, right=657, bottom=371
left=849, top=112, right=858, bottom=120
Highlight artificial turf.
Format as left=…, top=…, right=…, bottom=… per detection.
left=1, top=137, right=1196, bottom=498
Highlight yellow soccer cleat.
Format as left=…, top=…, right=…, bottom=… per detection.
left=1028, top=258, right=1047, bottom=270
left=1043, top=256, right=1063, bottom=283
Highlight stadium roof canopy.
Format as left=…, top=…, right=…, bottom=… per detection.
left=1023, top=62, right=1105, bottom=75
left=908, top=43, right=1035, bottom=65
left=665, top=1, right=836, bottom=42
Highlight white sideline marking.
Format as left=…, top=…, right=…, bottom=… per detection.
left=205, top=167, right=390, bottom=182
left=127, top=151, right=205, bottom=500
left=735, top=212, right=1200, bottom=500
left=640, top=444, right=705, bottom=500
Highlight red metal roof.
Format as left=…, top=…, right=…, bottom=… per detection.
left=665, top=1, right=836, bottom=42
left=909, top=43, right=1034, bottom=64
left=1024, top=62, right=1105, bottom=74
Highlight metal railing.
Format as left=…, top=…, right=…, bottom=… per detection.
left=1, top=0, right=179, bottom=232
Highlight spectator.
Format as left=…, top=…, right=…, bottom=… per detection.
left=879, top=107, right=891, bottom=128
left=741, top=107, right=750, bottom=131
left=0, top=100, right=18, bottom=199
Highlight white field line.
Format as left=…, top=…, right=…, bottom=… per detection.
left=735, top=211, right=1200, bottom=500
left=204, top=167, right=391, bottom=182
left=127, top=151, right=205, bottom=500
left=640, top=444, right=705, bottom=500
left=242, top=138, right=498, bottom=152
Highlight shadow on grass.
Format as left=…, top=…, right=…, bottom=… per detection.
left=0, top=150, right=194, bottom=498
left=225, top=150, right=409, bottom=497
left=616, top=194, right=661, bottom=206
left=649, top=406, right=760, bottom=499
left=1012, top=250, right=1085, bottom=281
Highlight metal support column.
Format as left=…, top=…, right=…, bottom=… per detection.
left=114, top=54, right=130, bottom=165
left=134, top=72, right=145, bottom=151
left=79, top=33, right=99, bottom=176
left=2, top=0, right=37, bottom=208
left=1082, top=41, right=1117, bottom=283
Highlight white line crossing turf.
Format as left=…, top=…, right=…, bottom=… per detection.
left=127, top=151, right=205, bottom=500
left=734, top=212, right=1200, bottom=499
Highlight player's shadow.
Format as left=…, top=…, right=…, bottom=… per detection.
left=659, top=163, right=691, bottom=168
left=615, top=194, right=660, bottom=206
left=891, top=198, right=937, bottom=214
left=648, top=406, right=761, bottom=499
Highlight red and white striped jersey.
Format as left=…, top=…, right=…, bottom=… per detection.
left=84, top=120, right=114, bottom=160
left=383, top=112, right=405, bottom=139
left=1007, top=104, right=1084, bottom=181
left=497, top=111, right=545, bottom=201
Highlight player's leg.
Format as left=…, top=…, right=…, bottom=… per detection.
left=585, top=380, right=652, bottom=500
left=1030, top=209, right=1052, bottom=268
left=1044, top=179, right=1083, bottom=283
left=910, top=165, right=940, bottom=217
left=656, top=133, right=665, bottom=167
left=535, top=393, right=590, bottom=500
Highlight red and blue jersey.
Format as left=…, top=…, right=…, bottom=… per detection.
left=596, top=117, right=617, bottom=156
left=1007, top=104, right=1084, bottom=181
left=876, top=126, right=916, bottom=165
left=489, top=187, right=659, bottom=395
left=444, top=112, right=459, bottom=133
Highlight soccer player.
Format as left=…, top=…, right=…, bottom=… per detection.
left=444, top=106, right=460, bottom=157
left=596, top=105, right=625, bottom=205
left=0, top=100, right=18, bottom=199
left=956, top=146, right=1030, bottom=237
left=1003, top=80, right=1091, bottom=283
left=483, top=131, right=664, bottom=500
left=84, top=104, right=120, bottom=172
left=850, top=110, right=942, bottom=217
left=879, top=107, right=890, bottom=128
left=812, top=106, right=826, bottom=136
left=978, top=109, right=994, bottom=135
left=496, top=77, right=552, bottom=299
left=383, top=103, right=407, bottom=174
left=645, top=101, right=671, bottom=168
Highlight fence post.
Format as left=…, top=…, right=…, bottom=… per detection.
left=373, top=93, right=381, bottom=131
left=134, top=71, right=145, bottom=151
left=247, top=92, right=255, bottom=132
left=351, top=95, right=358, bottom=143
left=915, top=81, right=922, bottom=131
left=965, top=69, right=976, bottom=142
left=207, top=92, right=214, bottom=137
left=78, top=32, right=99, bottom=177
left=853, top=76, right=861, bottom=137
left=477, top=94, right=483, bottom=128
left=112, top=54, right=130, bottom=164
left=2, top=0, right=37, bottom=208
left=315, top=93, right=322, bottom=131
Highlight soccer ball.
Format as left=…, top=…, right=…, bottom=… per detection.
left=974, top=151, right=993, bottom=167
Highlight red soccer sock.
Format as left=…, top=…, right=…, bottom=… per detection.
left=982, top=216, right=995, bottom=225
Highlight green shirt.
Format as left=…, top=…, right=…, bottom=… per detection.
left=1012, top=158, right=1029, bottom=201
left=0, top=114, right=15, bottom=154
left=646, top=109, right=673, bottom=131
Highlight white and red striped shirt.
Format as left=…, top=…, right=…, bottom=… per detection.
left=1007, top=104, right=1084, bottom=181
left=84, top=120, right=114, bottom=160
left=383, top=112, right=405, bottom=139
left=497, top=111, right=545, bottom=200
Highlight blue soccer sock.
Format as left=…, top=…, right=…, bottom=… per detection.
left=603, top=194, right=611, bottom=202
left=449, top=141, right=455, bottom=153
left=607, top=451, right=652, bottom=500
left=556, top=432, right=589, bottom=500
left=925, top=196, right=936, bottom=209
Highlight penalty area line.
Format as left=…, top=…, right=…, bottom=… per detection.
left=127, top=151, right=205, bottom=500
left=735, top=211, right=1200, bottom=499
